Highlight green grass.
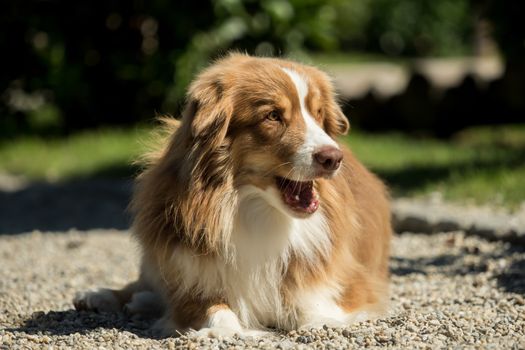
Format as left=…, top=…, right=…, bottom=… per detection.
left=0, top=127, right=149, bottom=181
left=343, top=125, right=525, bottom=208
left=0, top=125, right=524, bottom=208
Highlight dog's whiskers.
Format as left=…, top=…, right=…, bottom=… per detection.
left=260, top=162, right=293, bottom=179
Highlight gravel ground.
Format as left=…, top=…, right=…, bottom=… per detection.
left=393, top=197, right=525, bottom=244
left=1, top=229, right=524, bottom=349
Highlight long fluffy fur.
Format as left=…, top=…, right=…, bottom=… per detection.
left=74, top=53, right=392, bottom=336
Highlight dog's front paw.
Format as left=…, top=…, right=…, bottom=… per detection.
left=73, top=289, right=120, bottom=312
left=189, top=326, right=240, bottom=339
left=189, top=327, right=271, bottom=340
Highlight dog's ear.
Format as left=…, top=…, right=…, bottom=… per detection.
left=180, top=75, right=234, bottom=191
left=325, top=103, right=350, bottom=136
left=176, top=75, right=236, bottom=254
left=183, top=77, right=232, bottom=149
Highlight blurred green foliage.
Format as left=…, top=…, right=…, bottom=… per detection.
left=1, top=0, right=351, bottom=136
left=2, top=0, right=521, bottom=137
left=1, top=0, right=214, bottom=136
left=335, top=0, right=474, bottom=56
left=170, top=0, right=345, bottom=110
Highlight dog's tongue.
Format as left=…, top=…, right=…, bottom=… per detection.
left=277, top=178, right=319, bottom=214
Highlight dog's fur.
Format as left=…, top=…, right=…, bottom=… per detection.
left=74, top=53, right=391, bottom=337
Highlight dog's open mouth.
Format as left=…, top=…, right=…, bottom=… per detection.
left=275, top=177, right=319, bottom=214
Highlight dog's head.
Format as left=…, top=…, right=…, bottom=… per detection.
left=181, top=53, right=349, bottom=219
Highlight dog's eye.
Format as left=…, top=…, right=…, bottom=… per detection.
left=266, top=110, right=282, bottom=122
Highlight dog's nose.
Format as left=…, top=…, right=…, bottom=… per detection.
left=314, top=146, right=343, bottom=171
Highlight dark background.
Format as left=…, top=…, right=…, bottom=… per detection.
left=1, top=0, right=523, bottom=138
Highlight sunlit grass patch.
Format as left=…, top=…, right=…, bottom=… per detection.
left=343, top=126, right=525, bottom=208
left=0, top=127, right=150, bottom=181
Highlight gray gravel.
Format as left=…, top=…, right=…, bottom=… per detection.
left=1, top=229, right=524, bottom=349
left=394, top=197, right=525, bottom=244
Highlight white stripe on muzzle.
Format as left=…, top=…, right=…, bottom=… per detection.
left=281, top=68, right=339, bottom=179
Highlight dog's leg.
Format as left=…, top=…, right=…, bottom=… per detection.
left=191, top=304, right=269, bottom=338
left=74, top=257, right=166, bottom=318
left=151, top=310, right=181, bottom=338
left=123, top=290, right=164, bottom=319
left=293, top=284, right=360, bottom=330
left=73, top=280, right=146, bottom=313
left=151, top=303, right=242, bottom=338
left=296, top=291, right=382, bottom=329
left=297, top=310, right=371, bottom=330
left=194, top=304, right=243, bottom=337
left=151, top=303, right=269, bottom=338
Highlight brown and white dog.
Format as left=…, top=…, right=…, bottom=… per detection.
left=74, top=53, right=391, bottom=337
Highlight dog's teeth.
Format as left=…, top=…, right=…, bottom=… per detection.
left=294, top=195, right=300, bottom=201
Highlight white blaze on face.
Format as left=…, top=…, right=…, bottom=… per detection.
left=281, top=68, right=339, bottom=178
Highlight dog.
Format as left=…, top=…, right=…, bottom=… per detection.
left=74, top=53, right=391, bottom=337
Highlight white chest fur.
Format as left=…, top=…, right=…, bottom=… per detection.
left=171, top=185, right=340, bottom=329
